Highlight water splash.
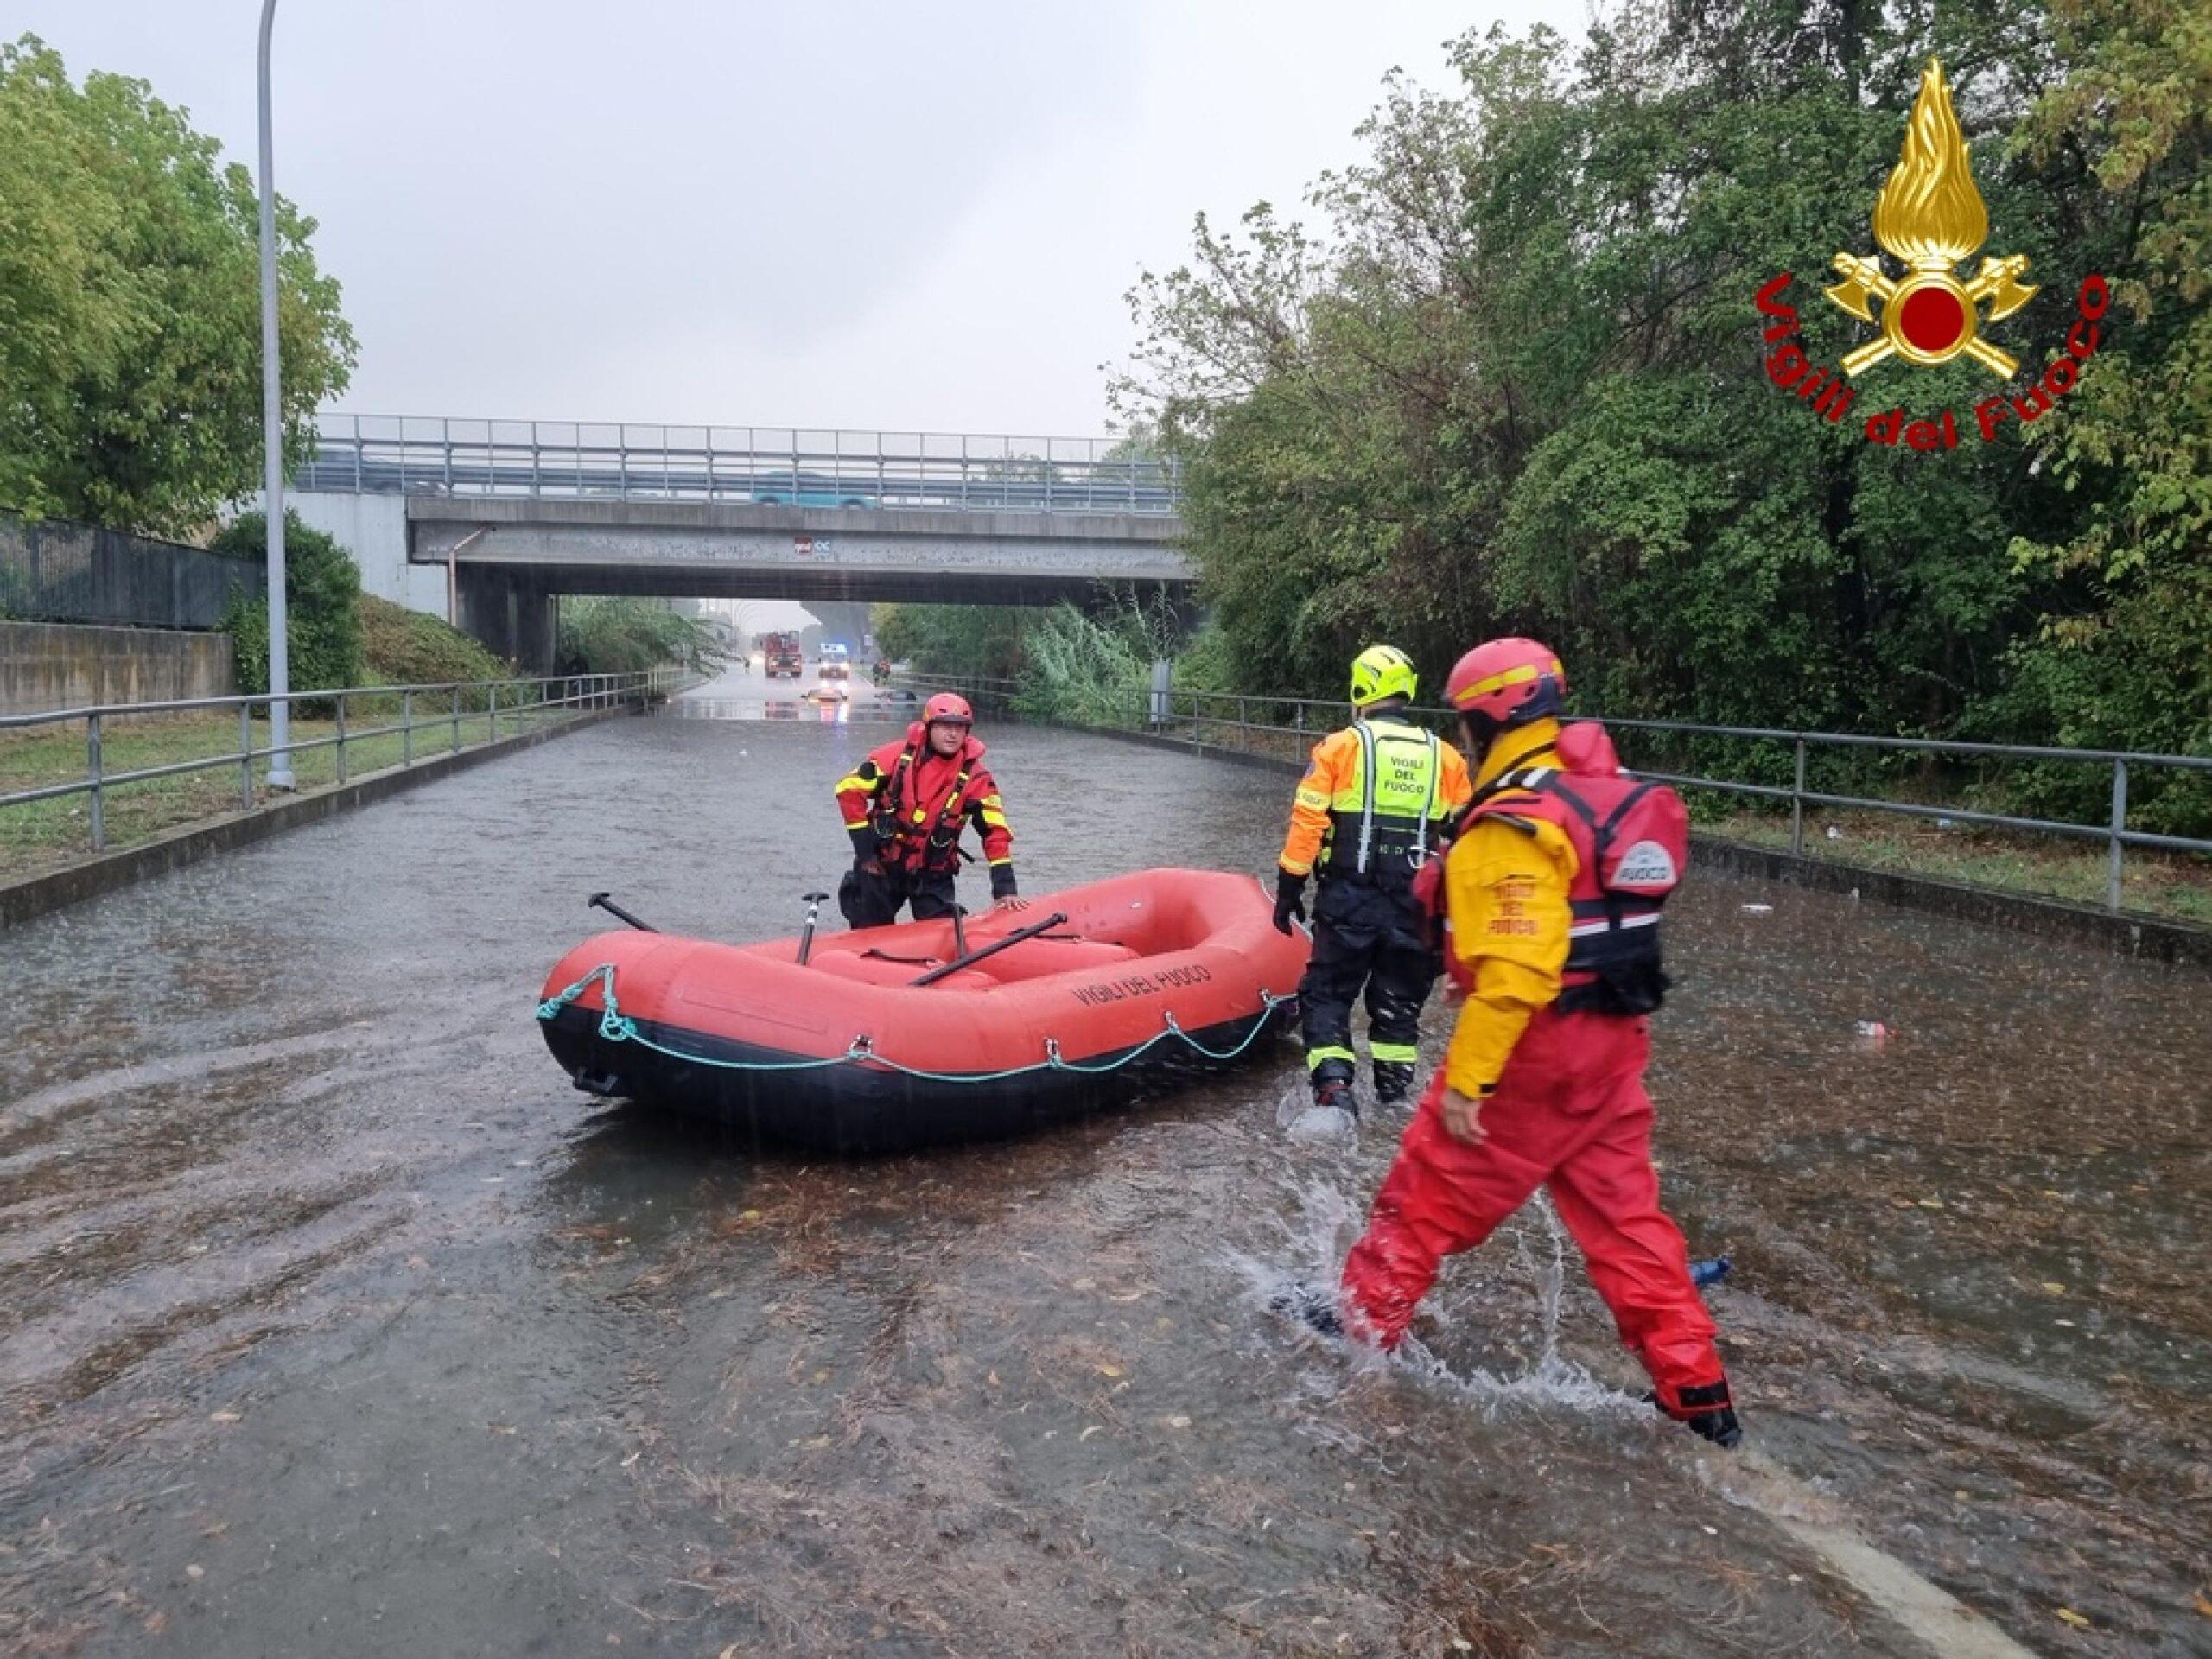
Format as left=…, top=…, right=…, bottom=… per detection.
left=1233, top=1179, right=1641, bottom=1423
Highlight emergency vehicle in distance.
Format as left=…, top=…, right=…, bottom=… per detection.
left=818, top=642, right=850, bottom=681
left=762, top=631, right=804, bottom=680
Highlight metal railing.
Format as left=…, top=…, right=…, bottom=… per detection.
left=2, top=512, right=260, bottom=631
left=1, top=668, right=688, bottom=858
left=296, top=413, right=1183, bottom=516
left=898, top=671, right=2212, bottom=913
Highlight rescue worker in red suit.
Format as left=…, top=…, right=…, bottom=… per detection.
left=834, top=693, right=1027, bottom=927
left=1331, top=638, right=1742, bottom=1446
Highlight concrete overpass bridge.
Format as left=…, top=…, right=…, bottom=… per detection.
left=291, top=415, right=1191, bottom=668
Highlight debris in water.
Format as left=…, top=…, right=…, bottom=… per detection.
left=1740, top=903, right=1773, bottom=914
left=1689, top=1256, right=1732, bottom=1288
left=2055, top=1608, right=2092, bottom=1630
left=1854, top=1020, right=1891, bottom=1044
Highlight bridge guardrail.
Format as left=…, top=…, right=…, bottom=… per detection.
left=1, top=668, right=687, bottom=861
left=895, top=671, right=2212, bottom=914
left=299, top=414, right=1182, bottom=516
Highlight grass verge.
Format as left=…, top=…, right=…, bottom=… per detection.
left=0, top=697, right=583, bottom=883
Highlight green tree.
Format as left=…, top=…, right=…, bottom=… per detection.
left=0, top=36, right=355, bottom=534
left=217, top=510, right=365, bottom=699
left=1995, top=0, right=2212, bottom=830
left=556, top=598, right=725, bottom=676
left=1117, top=0, right=2209, bottom=831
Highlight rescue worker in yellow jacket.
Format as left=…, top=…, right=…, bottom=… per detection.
left=1274, top=646, right=1472, bottom=1124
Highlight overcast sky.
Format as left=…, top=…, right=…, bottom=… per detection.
left=24, top=1, right=1587, bottom=441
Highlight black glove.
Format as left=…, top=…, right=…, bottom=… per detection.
left=990, top=865, right=1019, bottom=902
left=1273, top=868, right=1308, bottom=935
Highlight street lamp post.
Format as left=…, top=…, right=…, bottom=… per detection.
left=257, top=0, right=295, bottom=789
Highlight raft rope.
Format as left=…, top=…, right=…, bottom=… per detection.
left=536, top=963, right=1293, bottom=1084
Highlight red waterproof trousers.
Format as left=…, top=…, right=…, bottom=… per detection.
left=1338, top=1008, right=1725, bottom=1412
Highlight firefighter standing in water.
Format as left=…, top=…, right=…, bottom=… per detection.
left=1321, top=637, right=1741, bottom=1446
left=1274, top=646, right=1472, bottom=1126
left=834, top=693, right=1027, bottom=926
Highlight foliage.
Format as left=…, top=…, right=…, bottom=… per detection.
left=216, top=511, right=364, bottom=702
left=871, top=602, right=1030, bottom=680
left=1115, top=1, right=2210, bottom=830
left=870, top=590, right=1185, bottom=722
left=359, top=594, right=511, bottom=686
left=556, top=597, right=725, bottom=676
left=0, top=36, right=354, bottom=534
left=1992, top=0, right=2212, bottom=832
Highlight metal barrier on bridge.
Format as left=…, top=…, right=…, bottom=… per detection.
left=297, top=414, right=1181, bottom=515
left=897, top=671, right=2212, bottom=914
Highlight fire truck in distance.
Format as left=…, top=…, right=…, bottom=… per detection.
left=761, top=631, right=804, bottom=680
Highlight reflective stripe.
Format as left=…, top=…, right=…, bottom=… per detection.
left=1353, top=721, right=1378, bottom=873
left=1568, top=912, right=1660, bottom=937
left=1451, top=658, right=1559, bottom=708
left=1369, top=1040, right=1421, bottom=1064
left=1306, top=1045, right=1357, bottom=1072
left=1414, top=729, right=1439, bottom=866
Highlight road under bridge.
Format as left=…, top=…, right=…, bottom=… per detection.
left=3, top=671, right=2199, bottom=1656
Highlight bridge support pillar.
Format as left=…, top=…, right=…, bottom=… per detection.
left=454, top=566, right=556, bottom=675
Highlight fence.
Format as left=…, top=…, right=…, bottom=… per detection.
left=1, top=514, right=259, bottom=631
left=897, top=671, right=2212, bottom=915
left=0, top=669, right=687, bottom=861
left=296, top=413, right=1183, bottom=515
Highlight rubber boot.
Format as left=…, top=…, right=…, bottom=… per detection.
left=1268, top=1281, right=1344, bottom=1339
left=1371, top=1060, right=1415, bottom=1108
left=1651, top=1379, right=1743, bottom=1448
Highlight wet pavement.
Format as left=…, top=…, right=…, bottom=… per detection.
left=2, top=664, right=2204, bottom=1657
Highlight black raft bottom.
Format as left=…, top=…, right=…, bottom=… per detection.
left=539, top=1003, right=1290, bottom=1155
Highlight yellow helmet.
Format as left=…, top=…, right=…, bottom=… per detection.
left=1349, top=645, right=1417, bottom=709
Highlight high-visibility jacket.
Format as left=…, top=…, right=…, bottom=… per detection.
left=1277, top=713, right=1472, bottom=886
left=835, top=725, right=1016, bottom=896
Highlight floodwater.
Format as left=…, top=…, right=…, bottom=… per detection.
left=2, top=664, right=2204, bottom=1657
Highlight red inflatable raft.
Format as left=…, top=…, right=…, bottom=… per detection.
left=537, top=868, right=1309, bottom=1153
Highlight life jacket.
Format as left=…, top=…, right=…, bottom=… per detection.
left=1320, top=715, right=1450, bottom=887
left=1420, top=721, right=1688, bottom=1016
left=873, top=724, right=986, bottom=874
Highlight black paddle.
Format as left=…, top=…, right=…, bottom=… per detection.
left=796, top=890, right=830, bottom=964
left=587, top=891, right=658, bottom=932
left=910, top=911, right=1070, bottom=987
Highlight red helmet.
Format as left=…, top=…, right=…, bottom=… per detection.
left=1446, top=638, right=1567, bottom=734
left=922, top=691, right=974, bottom=728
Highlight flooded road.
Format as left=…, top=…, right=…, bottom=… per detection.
left=3, top=670, right=2204, bottom=1656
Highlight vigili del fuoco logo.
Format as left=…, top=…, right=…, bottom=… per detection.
left=1753, top=59, right=2108, bottom=450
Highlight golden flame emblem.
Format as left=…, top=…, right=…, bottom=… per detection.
left=1826, top=59, right=2037, bottom=378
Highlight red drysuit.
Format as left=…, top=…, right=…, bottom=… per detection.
left=1337, top=718, right=1732, bottom=1426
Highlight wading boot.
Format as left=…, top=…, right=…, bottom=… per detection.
left=1269, top=1281, right=1344, bottom=1339
left=1371, top=1061, right=1415, bottom=1109
left=1652, top=1380, right=1743, bottom=1448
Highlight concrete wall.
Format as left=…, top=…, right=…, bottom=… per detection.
left=2, top=621, right=234, bottom=715
left=454, top=565, right=556, bottom=673
left=289, top=492, right=448, bottom=618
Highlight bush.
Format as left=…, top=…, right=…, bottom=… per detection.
left=359, top=593, right=510, bottom=685
left=556, top=597, right=724, bottom=676
left=216, top=510, right=364, bottom=704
